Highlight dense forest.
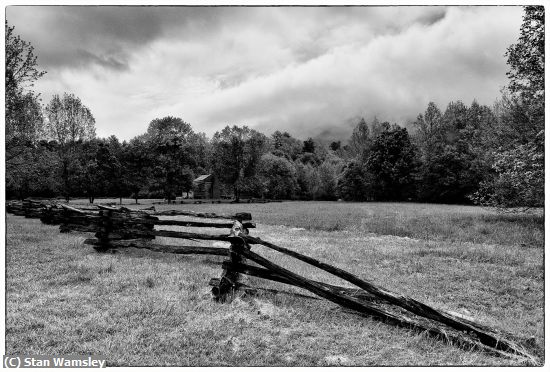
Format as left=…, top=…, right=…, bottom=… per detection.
left=5, top=7, right=544, bottom=210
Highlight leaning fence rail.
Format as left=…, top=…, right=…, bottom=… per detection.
left=4, top=199, right=540, bottom=364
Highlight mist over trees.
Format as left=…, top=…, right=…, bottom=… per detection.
left=5, top=6, right=544, bottom=210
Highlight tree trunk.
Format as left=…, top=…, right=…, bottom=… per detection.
left=61, top=146, right=72, bottom=203
left=64, top=156, right=70, bottom=202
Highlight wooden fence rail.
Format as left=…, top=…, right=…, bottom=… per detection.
left=4, top=199, right=539, bottom=364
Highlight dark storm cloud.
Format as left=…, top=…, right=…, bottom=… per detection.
left=7, top=6, right=450, bottom=72
left=76, top=49, right=129, bottom=71
left=415, top=7, right=447, bottom=26
left=6, top=6, right=226, bottom=70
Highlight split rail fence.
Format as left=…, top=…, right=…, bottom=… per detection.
left=5, top=199, right=539, bottom=364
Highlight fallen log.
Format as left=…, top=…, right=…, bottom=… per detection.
left=233, top=243, right=537, bottom=363
left=242, top=235, right=533, bottom=359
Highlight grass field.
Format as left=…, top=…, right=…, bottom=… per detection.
left=5, top=200, right=544, bottom=366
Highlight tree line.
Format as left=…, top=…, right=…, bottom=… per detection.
left=5, top=6, right=544, bottom=210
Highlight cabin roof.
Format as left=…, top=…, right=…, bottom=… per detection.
left=194, top=174, right=212, bottom=182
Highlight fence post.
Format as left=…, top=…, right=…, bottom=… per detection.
left=94, top=209, right=113, bottom=252
left=22, top=199, right=31, bottom=217
left=211, top=220, right=248, bottom=302
left=40, top=205, right=54, bottom=224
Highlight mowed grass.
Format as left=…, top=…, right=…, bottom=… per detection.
left=5, top=201, right=544, bottom=366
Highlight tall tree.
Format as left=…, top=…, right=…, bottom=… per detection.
left=412, top=103, right=442, bottom=157
left=257, top=153, right=298, bottom=199
left=143, top=117, right=202, bottom=200
left=294, top=162, right=316, bottom=200
left=329, top=141, right=341, bottom=151
left=473, top=6, right=544, bottom=210
left=413, top=102, right=441, bottom=201
left=501, top=5, right=544, bottom=140
left=45, top=93, right=96, bottom=144
left=471, top=130, right=543, bottom=211
left=302, top=137, right=316, bottom=153
left=5, top=21, right=46, bottom=132
left=313, top=154, right=345, bottom=201
left=5, top=93, right=44, bottom=169
left=364, top=126, right=418, bottom=201
left=5, top=21, right=46, bottom=178
left=44, top=93, right=96, bottom=201
left=337, top=161, right=371, bottom=201
left=180, top=167, right=195, bottom=199
left=211, top=125, right=268, bottom=201
left=5, top=21, right=45, bottom=96
left=105, top=136, right=125, bottom=204
left=505, top=5, right=544, bottom=101
left=271, top=131, right=302, bottom=160
left=77, top=139, right=102, bottom=203
left=6, top=140, right=60, bottom=199
left=349, top=118, right=371, bottom=158
left=146, top=116, right=193, bottom=142
left=123, top=138, right=153, bottom=203
left=413, top=101, right=492, bottom=204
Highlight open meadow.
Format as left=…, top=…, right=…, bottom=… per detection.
left=5, top=200, right=544, bottom=366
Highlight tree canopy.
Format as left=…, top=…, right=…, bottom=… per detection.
left=505, top=5, right=544, bottom=100
left=5, top=21, right=46, bottom=168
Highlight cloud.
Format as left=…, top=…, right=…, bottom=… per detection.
left=7, top=6, right=523, bottom=141
left=76, top=49, right=129, bottom=71
left=6, top=6, right=225, bottom=71
left=172, top=7, right=523, bottom=139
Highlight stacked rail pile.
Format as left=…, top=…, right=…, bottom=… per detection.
left=6, top=199, right=101, bottom=220
left=6, top=199, right=51, bottom=217
left=45, top=204, right=254, bottom=258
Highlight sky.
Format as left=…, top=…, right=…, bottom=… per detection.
left=6, top=5, right=524, bottom=141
